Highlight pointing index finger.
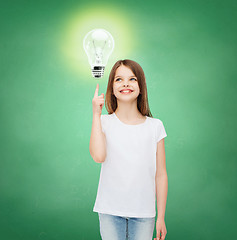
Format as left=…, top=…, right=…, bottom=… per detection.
left=94, top=83, right=99, bottom=97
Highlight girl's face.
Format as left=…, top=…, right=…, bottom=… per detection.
left=113, top=65, right=140, bottom=102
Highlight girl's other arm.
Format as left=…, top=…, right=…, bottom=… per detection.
left=155, top=138, right=168, bottom=240
left=89, top=84, right=106, bottom=163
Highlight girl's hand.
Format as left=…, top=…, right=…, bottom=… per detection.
left=92, top=83, right=104, bottom=116
left=154, top=218, right=167, bottom=240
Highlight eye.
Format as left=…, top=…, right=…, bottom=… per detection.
left=115, top=78, right=137, bottom=81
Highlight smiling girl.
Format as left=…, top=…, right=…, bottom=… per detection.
left=90, top=59, right=168, bottom=240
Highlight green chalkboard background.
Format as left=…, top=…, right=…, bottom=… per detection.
left=1, top=0, right=236, bottom=239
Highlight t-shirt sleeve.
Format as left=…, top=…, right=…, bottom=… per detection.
left=156, top=120, right=167, bottom=143
left=100, top=114, right=106, bottom=133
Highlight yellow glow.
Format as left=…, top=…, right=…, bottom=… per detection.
left=59, top=4, right=138, bottom=81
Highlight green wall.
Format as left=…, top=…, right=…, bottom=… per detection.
left=0, top=0, right=236, bottom=239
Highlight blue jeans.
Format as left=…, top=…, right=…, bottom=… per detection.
left=98, top=213, right=156, bottom=240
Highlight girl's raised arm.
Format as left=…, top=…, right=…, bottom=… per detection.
left=89, top=84, right=106, bottom=163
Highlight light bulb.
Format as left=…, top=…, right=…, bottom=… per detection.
left=83, top=28, right=115, bottom=78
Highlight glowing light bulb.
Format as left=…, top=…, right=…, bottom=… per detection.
left=83, top=28, right=115, bottom=78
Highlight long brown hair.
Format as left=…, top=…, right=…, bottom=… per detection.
left=104, top=59, right=153, bottom=117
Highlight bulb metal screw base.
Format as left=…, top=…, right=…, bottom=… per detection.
left=91, top=66, right=105, bottom=78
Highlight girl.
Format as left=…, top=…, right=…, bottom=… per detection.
left=90, top=59, right=168, bottom=240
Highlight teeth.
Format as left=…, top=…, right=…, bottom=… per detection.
left=121, top=90, right=131, bottom=93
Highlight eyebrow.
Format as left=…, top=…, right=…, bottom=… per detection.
left=115, top=75, right=137, bottom=78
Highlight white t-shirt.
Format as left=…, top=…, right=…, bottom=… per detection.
left=93, top=112, right=167, bottom=218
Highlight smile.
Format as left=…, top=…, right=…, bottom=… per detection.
left=120, top=90, right=133, bottom=94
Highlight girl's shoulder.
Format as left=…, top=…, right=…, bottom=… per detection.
left=147, top=116, right=164, bottom=126
left=101, top=113, right=113, bottom=119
